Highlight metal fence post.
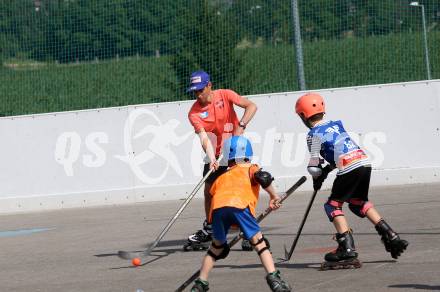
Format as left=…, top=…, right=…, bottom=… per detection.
left=291, top=0, right=306, bottom=90
left=410, top=2, right=431, bottom=80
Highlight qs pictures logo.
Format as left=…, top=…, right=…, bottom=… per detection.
left=115, top=109, right=192, bottom=184
left=54, top=131, right=109, bottom=177
left=54, top=108, right=193, bottom=184
left=54, top=108, right=387, bottom=185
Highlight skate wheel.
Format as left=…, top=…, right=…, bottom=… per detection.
left=241, top=245, right=253, bottom=251
left=183, top=242, right=209, bottom=252
left=320, top=259, right=362, bottom=271
left=193, top=245, right=208, bottom=251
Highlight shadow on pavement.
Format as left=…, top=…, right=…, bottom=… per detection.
left=389, top=284, right=440, bottom=290
left=214, top=259, right=397, bottom=271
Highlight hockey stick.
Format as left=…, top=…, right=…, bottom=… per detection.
left=282, top=189, right=319, bottom=262
left=117, top=155, right=223, bottom=260
left=175, top=176, right=307, bottom=292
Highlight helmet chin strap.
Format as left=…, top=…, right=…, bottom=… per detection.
left=300, top=116, right=313, bottom=129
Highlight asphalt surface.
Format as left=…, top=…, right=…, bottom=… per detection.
left=0, top=182, right=439, bottom=292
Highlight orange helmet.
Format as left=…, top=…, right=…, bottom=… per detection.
left=295, top=92, right=325, bottom=119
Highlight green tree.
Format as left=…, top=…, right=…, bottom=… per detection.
left=170, top=0, right=242, bottom=95
left=0, top=1, right=38, bottom=60
left=228, top=0, right=292, bottom=45
left=127, top=0, right=183, bottom=56
left=36, top=0, right=135, bottom=62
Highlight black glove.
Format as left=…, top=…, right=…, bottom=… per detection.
left=313, top=164, right=333, bottom=191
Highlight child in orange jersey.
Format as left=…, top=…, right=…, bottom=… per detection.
left=190, top=136, right=291, bottom=292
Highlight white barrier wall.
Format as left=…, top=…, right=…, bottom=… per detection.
left=1, top=80, right=439, bottom=214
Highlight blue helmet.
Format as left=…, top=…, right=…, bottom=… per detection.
left=223, top=136, right=253, bottom=161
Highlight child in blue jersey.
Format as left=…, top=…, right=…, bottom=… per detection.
left=295, top=93, right=408, bottom=266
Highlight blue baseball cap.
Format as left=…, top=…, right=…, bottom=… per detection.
left=187, top=70, right=210, bottom=92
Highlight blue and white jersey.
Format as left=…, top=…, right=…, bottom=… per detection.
left=307, top=120, right=370, bottom=175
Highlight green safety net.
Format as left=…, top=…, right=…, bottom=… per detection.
left=0, top=0, right=439, bottom=116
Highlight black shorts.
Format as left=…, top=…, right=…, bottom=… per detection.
left=203, top=163, right=228, bottom=185
left=330, top=166, right=371, bottom=202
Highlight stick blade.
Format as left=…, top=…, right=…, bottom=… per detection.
left=283, top=244, right=290, bottom=261
left=117, top=250, right=138, bottom=260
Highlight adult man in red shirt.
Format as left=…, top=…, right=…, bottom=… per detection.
left=184, top=70, right=257, bottom=251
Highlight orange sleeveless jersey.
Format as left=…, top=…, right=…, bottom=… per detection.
left=209, top=164, right=261, bottom=222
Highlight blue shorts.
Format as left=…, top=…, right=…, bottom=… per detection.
left=211, top=207, right=261, bottom=244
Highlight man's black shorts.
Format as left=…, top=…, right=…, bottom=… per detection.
left=330, top=166, right=372, bottom=202
left=203, top=163, right=228, bottom=184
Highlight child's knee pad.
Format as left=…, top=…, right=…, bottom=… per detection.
left=348, top=199, right=373, bottom=218
left=324, top=199, right=344, bottom=222
left=251, top=235, right=271, bottom=256
left=207, top=241, right=230, bottom=261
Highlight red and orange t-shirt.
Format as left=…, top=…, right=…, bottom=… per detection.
left=188, top=89, right=240, bottom=156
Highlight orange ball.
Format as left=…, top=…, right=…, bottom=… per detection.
left=132, top=257, right=141, bottom=267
